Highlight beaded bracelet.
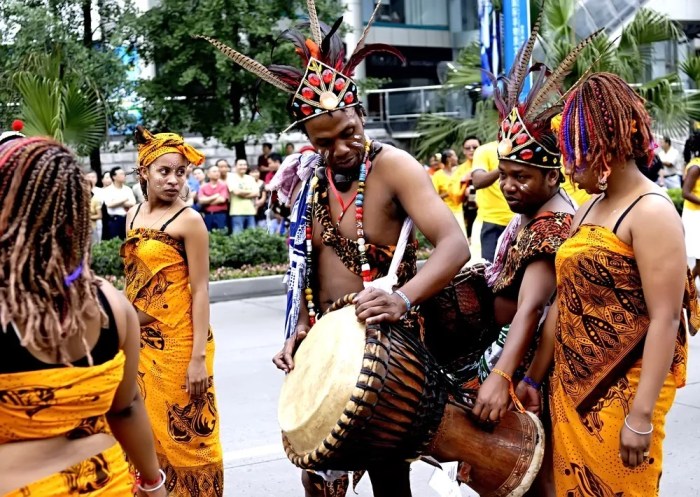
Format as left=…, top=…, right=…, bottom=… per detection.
left=522, top=375, right=541, bottom=390
left=624, top=415, right=653, bottom=435
left=393, top=290, right=411, bottom=312
left=137, top=469, right=166, bottom=493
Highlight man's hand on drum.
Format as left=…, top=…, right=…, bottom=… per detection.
left=514, top=380, right=542, bottom=416
left=353, top=287, right=406, bottom=325
left=272, top=325, right=309, bottom=373
left=472, top=372, right=511, bottom=424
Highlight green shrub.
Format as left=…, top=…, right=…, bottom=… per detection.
left=667, top=188, right=684, bottom=215
left=90, top=238, right=124, bottom=276
left=91, top=228, right=288, bottom=278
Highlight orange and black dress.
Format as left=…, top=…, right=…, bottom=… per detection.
left=0, top=289, right=132, bottom=496
left=550, top=194, right=699, bottom=496
left=121, top=205, right=223, bottom=497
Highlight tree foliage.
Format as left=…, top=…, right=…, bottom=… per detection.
left=0, top=0, right=140, bottom=144
left=137, top=0, right=342, bottom=158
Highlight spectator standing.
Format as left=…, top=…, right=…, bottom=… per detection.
left=657, top=136, right=682, bottom=189
left=250, top=167, right=268, bottom=227
left=284, top=142, right=295, bottom=157
left=683, top=146, right=700, bottom=282
left=229, top=159, right=258, bottom=234
left=101, top=171, right=112, bottom=187
left=471, top=141, right=514, bottom=261
left=265, top=152, right=282, bottom=184
left=102, top=166, right=136, bottom=240
left=132, top=180, right=145, bottom=204
left=257, top=142, right=272, bottom=172
left=459, top=136, right=481, bottom=237
left=191, top=166, right=206, bottom=212
left=427, top=153, right=442, bottom=176
left=85, top=170, right=104, bottom=245
left=215, top=159, right=231, bottom=184
left=431, top=148, right=468, bottom=236
left=198, top=165, right=229, bottom=231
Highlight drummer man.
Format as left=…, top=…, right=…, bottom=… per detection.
left=198, top=6, right=469, bottom=497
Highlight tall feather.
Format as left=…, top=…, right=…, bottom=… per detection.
left=306, top=0, right=323, bottom=47
left=523, top=62, right=551, bottom=111
left=525, top=29, right=603, bottom=120
left=344, top=44, right=405, bottom=77
left=278, top=28, right=312, bottom=66
left=194, top=35, right=294, bottom=94
left=555, top=34, right=614, bottom=107
left=349, top=0, right=382, bottom=59
left=322, top=17, right=344, bottom=56
left=506, top=8, right=543, bottom=108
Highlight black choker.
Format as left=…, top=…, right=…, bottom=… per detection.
left=316, top=167, right=360, bottom=192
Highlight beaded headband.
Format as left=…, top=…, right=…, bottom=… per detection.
left=196, top=1, right=403, bottom=133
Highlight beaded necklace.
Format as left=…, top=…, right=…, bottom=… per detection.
left=303, top=138, right=372, bottom=326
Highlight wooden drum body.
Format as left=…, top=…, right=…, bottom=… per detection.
left=278, top=305, right=544, bottom=496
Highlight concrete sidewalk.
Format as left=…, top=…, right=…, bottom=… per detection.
left=215, top=296, right=700, bottom=496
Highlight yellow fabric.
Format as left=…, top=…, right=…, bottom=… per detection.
left=551, top=362, right=675, bottom=497
left=137, top=127, right=205, bottom=168
left=561, top=173, right=591, bottom=207
left=5, top=442, right=133, bottom=496
left=121, top=228, right=224, bottom=496
left=0, top=352, right=131, bottom=494
left=684, top=158, right=700, bottom=211
left=471, top=141, right=513, bottom=227
left=551, top=224, right=698, bottom=495
left=431, top=169, right=466, bottom=235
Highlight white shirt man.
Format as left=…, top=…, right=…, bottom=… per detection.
left=657, top=137, right=682, bottom=189
left=102, top=167, right=136, bottom=239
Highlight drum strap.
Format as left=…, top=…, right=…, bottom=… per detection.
left=363, top=217, right=413, bottom=294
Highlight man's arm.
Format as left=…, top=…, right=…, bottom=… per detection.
left=104, top=190, right=127, bottom=209
left=472, top=259, right=557, bottom=423
left=355, top=148, right=469, bottom=324
left=124, top=186, right=136, bottom=209
left=471, top=169, right=500, bottom=190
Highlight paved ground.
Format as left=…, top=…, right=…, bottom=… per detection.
left=212, top=296, right=700, bottom=497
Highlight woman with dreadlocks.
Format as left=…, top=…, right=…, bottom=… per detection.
left=122, top=126, right=223, bottom=496
left=520, top=73, right=699, bottom=496
left=0, top=138, right=167, bottom=496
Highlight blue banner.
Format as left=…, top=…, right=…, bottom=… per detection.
left=502, top=0, right=531, bottom=96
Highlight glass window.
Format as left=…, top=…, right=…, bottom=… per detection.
left=363, top=0, right=449, bottom=27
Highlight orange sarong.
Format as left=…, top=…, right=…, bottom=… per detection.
left=0, top=352, right=133, bottom=496
left=122, top=226, right=223, bottom=497
left=551, top=225, right=698, bottom=496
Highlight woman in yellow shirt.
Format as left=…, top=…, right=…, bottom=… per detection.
left=682, top=154, right=700, bottom=280
left=431, top=149, right=468, bottom=236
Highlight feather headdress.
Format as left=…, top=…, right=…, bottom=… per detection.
left=486, top=8, right=601, bottom=169
left=196, top=1, right=404, bottom=132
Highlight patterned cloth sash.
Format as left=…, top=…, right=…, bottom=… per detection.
left=0, top=351, right=125, bottom=443
left=121, top=228, right=191, bottom=328
left=554, top=224, right=699, bottom=412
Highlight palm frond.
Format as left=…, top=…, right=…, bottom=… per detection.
left=446, top=43, right=482, bottom=87
left=637, top=74, right=689, bottom=138
left=680, top=56, right=700, bottom=87
left=61, top=81, right=107, bottom=154
left=413, top=100, right=499, bottom=160
left=14, top=72, right=62, bottom=141
left=620, top=8, right=683, bottom=48
left=542, top=0, right=574, bottom=38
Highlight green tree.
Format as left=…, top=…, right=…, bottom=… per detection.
left=137, top=0, right=342, bottom=159
left=415, top=1, right=696, bottom=156
left=0, top=0, right=140, bottom=171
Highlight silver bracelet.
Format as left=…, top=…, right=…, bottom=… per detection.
left=393, top=290, right=411, bottom=312
left=624, top=415, right=653, bottom=435
left=137, top=469, right=166, bottom=493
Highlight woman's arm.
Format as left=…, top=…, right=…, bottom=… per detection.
left=622, top=196, right=687, bottom=468
left=183, top=212, right=212, bottom=397
left=682, top=166, right=700, bottom=205
left=100, top=281, right=165, bottom=495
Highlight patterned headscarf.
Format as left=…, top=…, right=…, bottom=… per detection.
left=135, top=126, right=205, bottom=168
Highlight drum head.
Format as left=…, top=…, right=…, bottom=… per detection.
left=278, top=306, right=365, bottom=454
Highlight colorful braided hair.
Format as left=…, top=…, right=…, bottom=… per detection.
left=0, top=138, right=100, bottom=364
left=559, top=72, right=654, bottom=181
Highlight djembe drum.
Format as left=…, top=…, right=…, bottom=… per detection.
left=278, top=299, right=544, bottom=497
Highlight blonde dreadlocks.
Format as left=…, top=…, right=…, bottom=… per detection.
left=0, top=138, right=99, bottom=364
left=559, top=72, right=655, bottom=179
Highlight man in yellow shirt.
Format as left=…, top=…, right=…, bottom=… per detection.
left=471, top=141, right=514, bottom=261
left=431, top=148, right=468, bottom=236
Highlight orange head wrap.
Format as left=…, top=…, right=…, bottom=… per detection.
left=135, top=126, right=205, bottom=169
